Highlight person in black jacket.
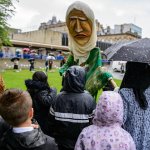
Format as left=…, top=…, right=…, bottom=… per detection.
left=0, top=76, right=10, bottom=138
left=29, top=60, right=35, bottom=71
left=25, top=71, right=57, bottom=134
left=48, top=65, right=96, bottom=150
left=0, top=116, right=10, bottom=138
left=0, top=88, right=58, bottom=150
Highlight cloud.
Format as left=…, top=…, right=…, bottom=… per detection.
left=7, top=0, right=150, bottom=37
left=8, top=4, right=40, bottom=30
left=115, top=10, right=125, bottom=17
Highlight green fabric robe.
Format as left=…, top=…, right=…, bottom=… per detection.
left=59, top=47, right=112, bottom=99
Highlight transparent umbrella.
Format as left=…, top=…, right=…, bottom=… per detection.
left=46, top=55, right=56, bottom=60
left=28, top=58, right=35, bottom=62
left=11, top=57, right=20, bottom=62
left=104, top=38, right=150, bottom=63
left=16, top=49, right=22, bottom=52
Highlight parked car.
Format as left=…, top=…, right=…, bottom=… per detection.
left=111, top=61, right=126, bottom=72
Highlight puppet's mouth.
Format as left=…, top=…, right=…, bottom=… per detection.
left=74, top=34, right=87, bottom=38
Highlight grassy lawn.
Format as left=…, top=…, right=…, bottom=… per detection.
left=1, top=69, right=122, bottom=102
left=1, top=69, right=62, bottom=91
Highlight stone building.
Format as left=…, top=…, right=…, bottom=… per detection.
left=10, top=16, right=142, bottom=52
left=97, top=32, right=140, bottom=44
left=12, top=29, right=62, bottom=46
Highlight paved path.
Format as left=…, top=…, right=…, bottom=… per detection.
left=106, top=65, right=124, bottom=80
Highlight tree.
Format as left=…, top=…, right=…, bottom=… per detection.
left=0, top=0, right=18, bottom=47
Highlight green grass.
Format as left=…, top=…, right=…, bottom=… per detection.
left=1, top=69, right=122, bottom=101
left=114, top=79, right=122, bottom=88
left=96, top=79, right=121, bottom=101
left=1, top=69, right=62, bottom=92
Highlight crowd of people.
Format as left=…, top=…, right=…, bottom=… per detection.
left=1, top=61, right=150, bottom=150
left=10, top=52, right=66, bottom=73
left=0, top=1, right=150, bottom=150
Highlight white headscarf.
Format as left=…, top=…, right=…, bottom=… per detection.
left=66, top=1, right=97, bottom=64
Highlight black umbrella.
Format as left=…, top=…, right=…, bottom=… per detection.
left=28, top=58, right=35, bottom=62
left=11, top=57, right=20, bottom=62
left=104, top=38, right=150, bottom=63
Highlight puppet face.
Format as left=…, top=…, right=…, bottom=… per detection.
left=67, top=9, right=92, bottom=46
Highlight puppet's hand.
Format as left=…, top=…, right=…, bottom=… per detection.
left=114, top=86, right=119, bottom=92
left=80, top=62, right=85, bottom=67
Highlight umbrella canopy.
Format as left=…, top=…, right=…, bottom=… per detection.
left=30, top=50, right=36, bottom=53
left=11, top=57, right=20, bottom=62
left=30, top=53, right=38, bottom=56
left=104, top=38, right=150, bottom=63
left=46, top=55, right=56, bottom=60
left=28, top=58, right=35, bottom=62
left=16, top=49, right=22, bottom=52
left=23, top=48, right=30, bottom=52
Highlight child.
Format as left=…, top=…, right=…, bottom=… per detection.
left=48, top=66, right=95, bottom=150
left=25, top=71, right=57, bottom=134
left=75, top=91, right=136, bottom=150
left=0, top=89, right=58, bottom=150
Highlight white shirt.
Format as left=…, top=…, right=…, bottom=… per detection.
left=13, top=126, right=34, bottom=133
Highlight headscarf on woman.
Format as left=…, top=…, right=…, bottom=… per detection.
left=120, top=62, right=150, bottom=110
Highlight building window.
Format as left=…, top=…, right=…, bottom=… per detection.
left=96, top=41, right=112, bottom=51
left=62, top=33, right=68, bottom=46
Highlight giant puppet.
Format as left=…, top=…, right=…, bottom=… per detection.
left=59, top=1, right=117, bottom=99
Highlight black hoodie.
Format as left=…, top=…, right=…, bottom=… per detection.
left=48, top=66, right=96, bottom=149
left=0, top=128, right=58, bottom=150
left=0, top=116, right=10, bottom=138
left=25, top=79, right=57, bottom=134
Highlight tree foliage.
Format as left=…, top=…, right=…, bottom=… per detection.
left=0, top=0, right=18, bottom=47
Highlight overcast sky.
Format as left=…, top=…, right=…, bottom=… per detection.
left=8, top=0, right=150, bottom=38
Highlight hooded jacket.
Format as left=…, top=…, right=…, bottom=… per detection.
left=48, top=66, right=96, bottom=149
left=25, top=79, right=57, bottom=134
left=75, top=91, right=136, bottom=150
left=0, top=116, right=10, bottom=138
left=0, top=128, right=58, bottom=150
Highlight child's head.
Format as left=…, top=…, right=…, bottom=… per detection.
left=62, top=65, right=86, bottom=92
left=32, top=71, right=49, bottom=86
left=0, top=89, right=32, bottom=127
left=93, top=91, right=123, bottom=126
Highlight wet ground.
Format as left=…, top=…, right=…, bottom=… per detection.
left=106, top=65, right=124, bottom=80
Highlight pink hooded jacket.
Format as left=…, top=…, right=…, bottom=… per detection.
left=75, top=91, right=136, bottom=150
